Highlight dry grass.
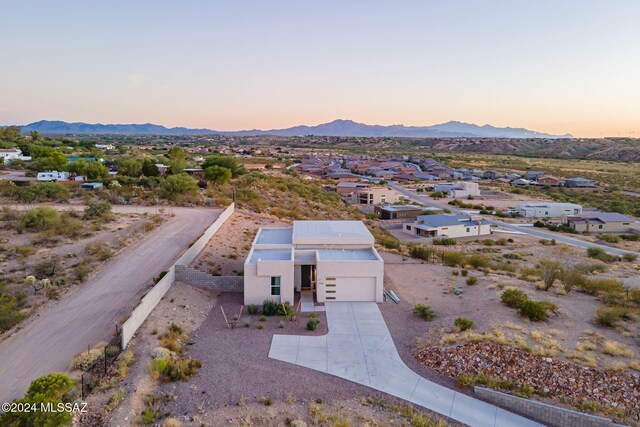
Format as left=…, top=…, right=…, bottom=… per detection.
left=568, top=351, right=598, bottom=368
left=601, top=340, right=634, bottom=358
left=70, top=341, right=108, bottom=371
left=604, top=361, right=628, bottom=372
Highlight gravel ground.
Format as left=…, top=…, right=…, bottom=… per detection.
left=160, top=293, right=457, bottom=425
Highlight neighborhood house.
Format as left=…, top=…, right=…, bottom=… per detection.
left=563, top=212, right=638, bottom=233
left=403, top=214, right=491, bottom=238
left=517, top=203, right=582, bottom=218
left=244, top=221, right=384, bottom=305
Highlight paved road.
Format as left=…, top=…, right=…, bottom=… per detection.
left=270, top=302, right=541, bottom=427
left=0, top=206, right=221, bottom=403
left=388, top=183, right=639, bottom=257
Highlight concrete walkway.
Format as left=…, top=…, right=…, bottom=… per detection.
left=300, top=291, right=325, bottom=313
left=269, top=302, right=542, bottom=427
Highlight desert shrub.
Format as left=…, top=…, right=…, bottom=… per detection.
left=116, top=351, right=135, bottom=377
left=163, top=358, right=202, bottom=382
left=595, top=306, right=628, bottom=327
left=257, top=323, right=265, bottom=330
left=259, top=315, right=266, bottom=322
left=0, top=288, right=26, bottom=332
left=587, top=246, right=617, bottom=263
left=74, top=261, right=91, bottom=282
left=501, top=289, right=528, bottom=308
left=410, top=245, right=438, bottom=261
left=466, top=276, right=477, bottom=286
left=242, top=319, right=251, bottom=328
left=20, top=207, right=60, bottom=232
left=247, top=304, right=260, bottom=315
left=70, top=342, right=108, bottom=370
left=539, top=239, right=556, bottom=246
left=276, top=301, right=293, bottom=316
left=84, top=200, right=112, bottom=219
left=466, top=254, right=489, bottom=269
left=559, top=267, right=586, bottom=293
left=481, top=239, right=496, bottom=246
left=413, top=304, right=436, bottom=321
left=460, top=269, right=469, bottom=277
left=159, top=323, right=184, bottom=352
left=307, top=318, right=320, bottom=330
left=13, top=182, right=70, bottom=203
left=503, top=253, right=523, bottom=260
left=452, top=270, right=459, bottom=276
left=262, top=299, right=279, bottom=316
left=454, top=317, right=473, bottom=332
left=433, top=237, right=456, bottom=246
left=85, top=241, right=113, bottom=260
left=309, top=312, right=318, bottom=319
left=442, top=251, right=465, bottom=267
left=536, top=259, right=563, bottom=291
left=578, top=278, right=625, bottom=302
left=519, top=300, right=548, bottom=321
left=623, top=252, right=638, bottom=262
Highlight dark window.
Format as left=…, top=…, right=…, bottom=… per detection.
left=271, top=276, right=281, bottom=296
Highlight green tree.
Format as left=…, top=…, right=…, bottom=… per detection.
left=118, top=159, right=142, bottom=177
left=166, top=147, right=187, bottom=173
left=1, top=373, right=75, bottom=427
left=1, top=126, right=21, bottom=141
left=160, top=173, right=198, bottom=198
left=29, top=130, right=40, bottom=141
left=202, top=155, right=242, bottom=177
left=67, top=160, right=109, bottom=180
left=14, top=183, right=70, bottom=203
left=204, top=165, right=232, bottom=184
left=141, top=158, right=160, bottom=177
left=21, top=207, right=61, bottom=231
left=29, top=151, right=67, bottom=171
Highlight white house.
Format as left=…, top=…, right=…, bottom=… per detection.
left=403, top=214, right=492, bottom=238
left=517, top=203, right=582, bottom=218
left=37, top=171, right=70, bottom=182
left=0, top=148, right=31, bottom=164
left=244, top=221, right=384, bottom=305
left=447, top=181, right=481, bottom=198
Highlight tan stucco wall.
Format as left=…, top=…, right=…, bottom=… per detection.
left=243, top=259, right=295, bottom=305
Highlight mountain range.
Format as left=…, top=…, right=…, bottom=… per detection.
left=13, top=119, right=573, bottom=138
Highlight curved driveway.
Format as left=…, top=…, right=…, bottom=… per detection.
left=0, top=206, right=221, bottom=403
left=269, top=302, right=541, bottom=427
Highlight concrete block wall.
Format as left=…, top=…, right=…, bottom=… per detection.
left=120, top=203, right=235, bottom=349
left=474, top=387, right=614, bottom=427
left=175, top=265, right=243, bottom=292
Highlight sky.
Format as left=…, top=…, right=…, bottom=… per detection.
left=1, top=0, right=639, bottom=137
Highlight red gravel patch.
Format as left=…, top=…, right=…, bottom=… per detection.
left=417, top=342, right=640, bottom=421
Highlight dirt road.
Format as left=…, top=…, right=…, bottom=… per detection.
left=0, top=206, right=221, bottom=403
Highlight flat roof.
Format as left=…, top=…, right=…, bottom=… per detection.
left=417, top=214, right=489, bottom=227
left=378, top=204, right=424, bottom=212
left=292, top=220, right=373, bottom=244
left=317, top=248, right=378, bottom=261
left=517, top=203, right=581, bottom=208
left=249, top=248, right=292, bottom=264
left=256, top=228, right=293, bottom=245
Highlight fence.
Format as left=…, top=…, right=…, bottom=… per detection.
left=174, top=265, right=243, bottom=292
left=120, top=203, right=235, bottom=349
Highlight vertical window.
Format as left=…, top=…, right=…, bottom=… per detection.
left=271, top=276, right=281, bottom=296
left=466, top=228, right=470, bottom=232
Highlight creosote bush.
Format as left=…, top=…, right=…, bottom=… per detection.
left=454, top=317, right=473, bottom=332
left=519, top=300, right=548, bottom=322
left=500, top=289, right=528, bottom=308
left=413, top=304, right=436, bottom=321
left=466, top=276, right=478, bottom=286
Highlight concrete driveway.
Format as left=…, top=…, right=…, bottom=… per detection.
left=269, top=302, right=541, bottom=427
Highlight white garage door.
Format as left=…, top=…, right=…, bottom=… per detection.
left=325, top=277, right=376, bottom=302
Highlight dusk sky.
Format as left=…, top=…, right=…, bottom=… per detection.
left=1, top=1, right=639, bottom=137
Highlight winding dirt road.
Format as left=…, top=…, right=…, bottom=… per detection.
left=0, top=205, right=221, bottom=403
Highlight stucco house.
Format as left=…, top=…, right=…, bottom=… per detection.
left=563, top=212, right=638, bottom=233
left=244, top=221, right=384, bottom=305
left=403, top=214, right=491, bottom=238
left=0, top=148, right=31, bottom=164
left=517, top=203, right=582, bottom=218
left=565, top=177, right=595, bottom=188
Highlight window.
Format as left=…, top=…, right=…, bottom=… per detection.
left=406, top=225, right=411, bottom=230
left=466, top=228, right=470, bottom=232
left=270, top=276, right=281, bottom=296
left=598, top=225, right=603, bottom=229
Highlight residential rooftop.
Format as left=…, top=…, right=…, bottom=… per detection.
left=292, top=220, right=373, bottom=244
left=568, top=212, right=634, bottom=222
left=316, top=248, right=378, bottom=261
left=255, top=228, right=293, bottom=245
left=249, top=248, right=292, bottom=264
left=416, top=214, right=489, bottom=228
left=377, top=204, right=424, bottom=212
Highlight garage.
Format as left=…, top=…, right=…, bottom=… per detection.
left=324, top=276, right=377, bottom=302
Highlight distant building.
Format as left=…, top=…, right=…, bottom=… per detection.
left=374, top=204, right=425, bottom=220
left=353, top=186, right=399, bottom=205
left=335, top=182, right=369, bottom=196
left=517, top=203, right=582, bottom=218
left=511, top=178, right=532, bottom=186
left=563, top=212, right=638, bottom=233
left=526, top=171, right=545, bottom=181
left=81, top=182, right=103, bottom=191
left=447, top=182, right=481, bottom=198
left=536, top=176, right=563, bottom=187
left=403, top=214, right=491, bottom=238
left=564, top=177, right=595, bottom=188
left=0, top=148, right=31, bottom=164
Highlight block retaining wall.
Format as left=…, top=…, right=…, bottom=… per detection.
left=175, top=265, right=243, bottom=292
left=474, top=387, right=614, bottom=427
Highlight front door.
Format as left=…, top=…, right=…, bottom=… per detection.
left=301, top=265, right=316, bottom=289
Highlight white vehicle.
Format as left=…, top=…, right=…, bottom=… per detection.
left=37, top=171, right=70, bottom=182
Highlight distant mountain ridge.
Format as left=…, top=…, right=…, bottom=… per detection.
left=13, top=119, right=573, bottom=138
